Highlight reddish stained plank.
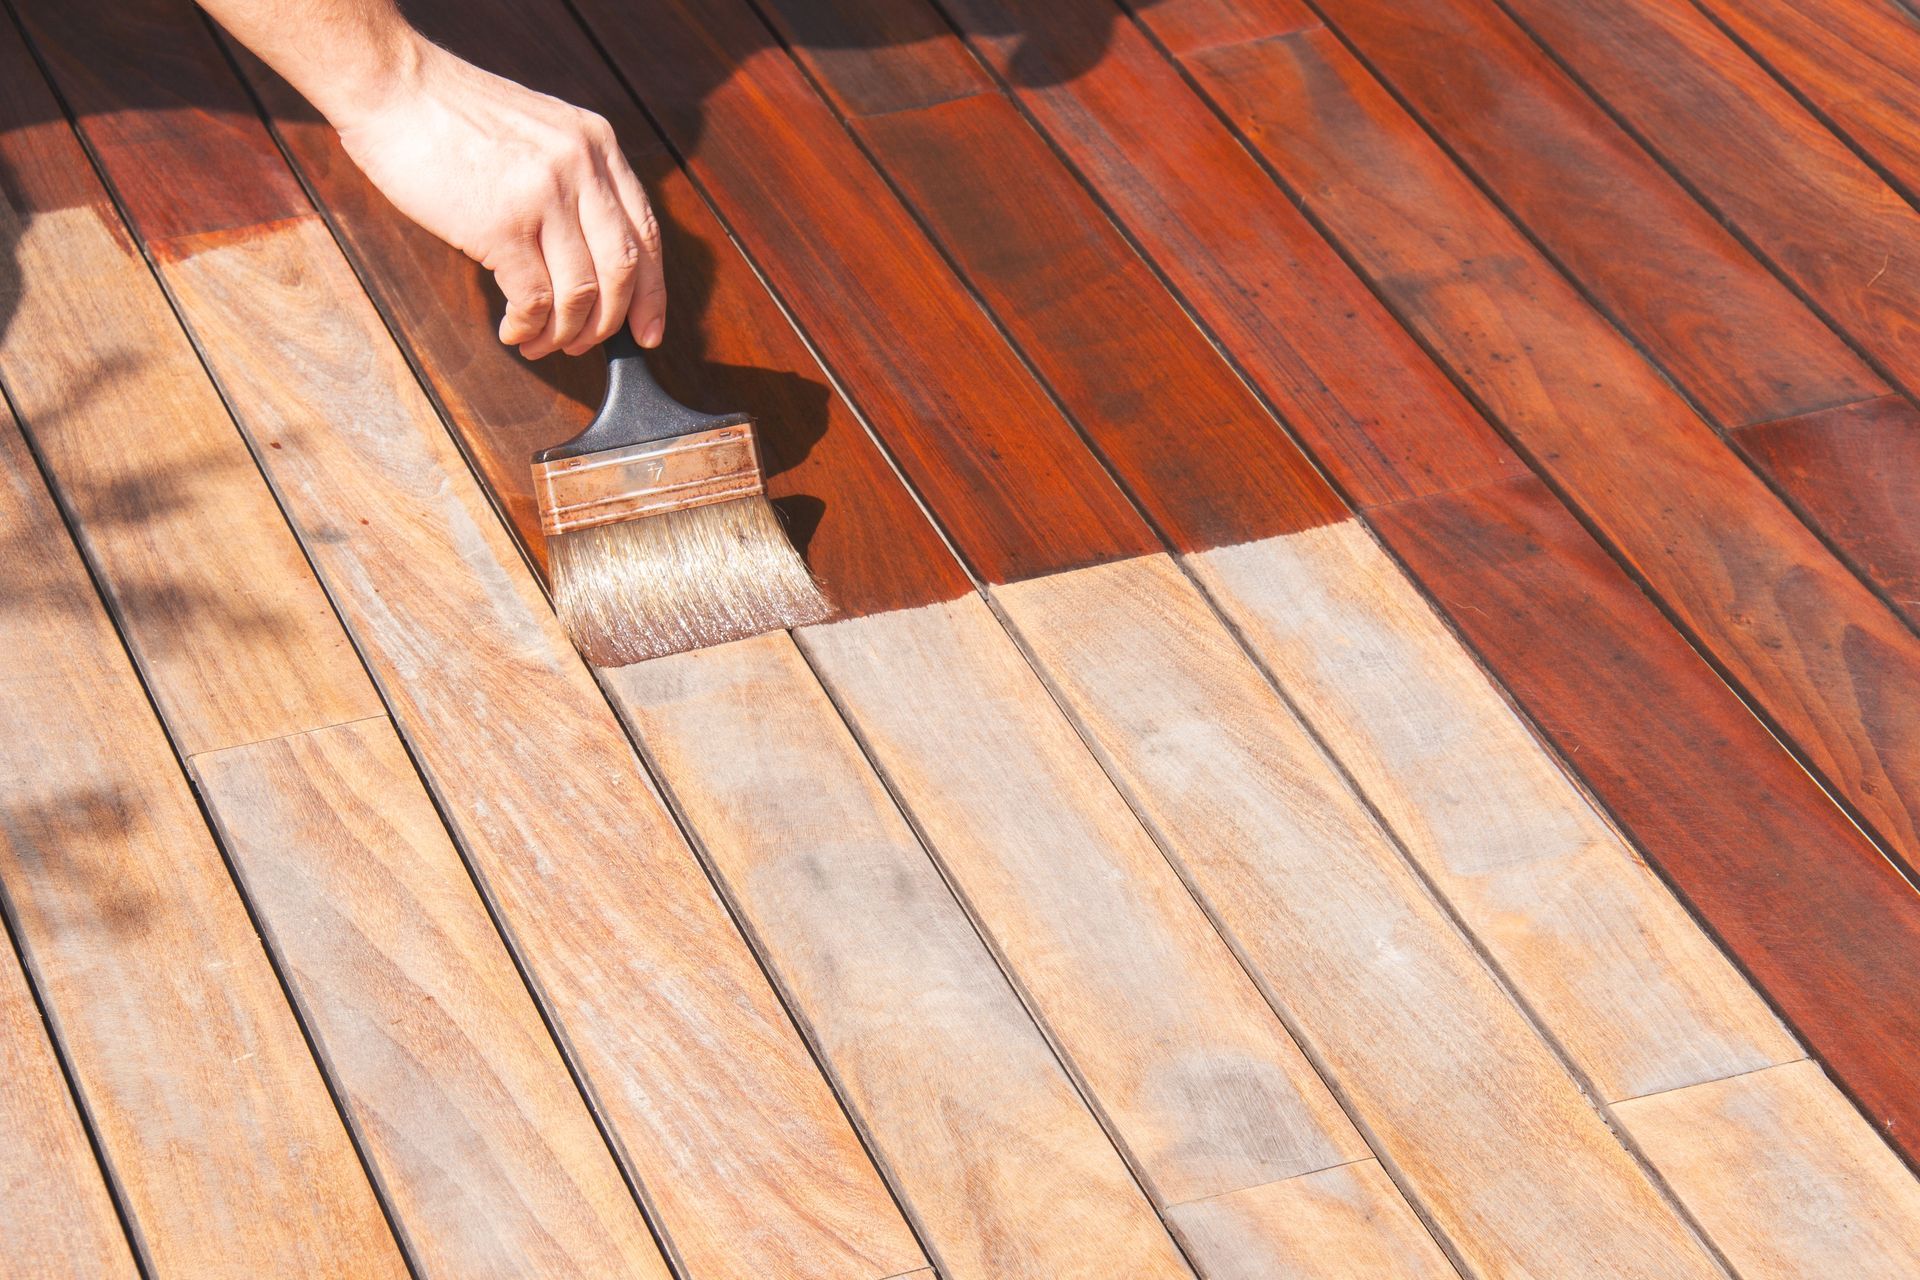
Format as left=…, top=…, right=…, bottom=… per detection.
left=11, top=0, right=308, bottom=240
left=1296, top=0, right=1885, bottom=429
left=755, top=0, right=994, bottom=117
left=923, top=0, right=1525, bottom=508
left=1181, top=25, right=1920, bottom=876
left=1497, top=0, right=1920, bottom=389
left=1135, top=0, right=1322, bottom=56
left=1370, top=472, right=1920, bottom=1169
left=854, top=91, right=1347, bottom=552
left=1697, top=0, right=1920, bottom=198
left=227, top=0, right=970, bottom=618
left=1735, top=395, right=1920, bottom=631
left=561, top=0, right=1164, bottom=584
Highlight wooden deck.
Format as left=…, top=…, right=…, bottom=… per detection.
left=4, top=0, right=1920, bottom=1273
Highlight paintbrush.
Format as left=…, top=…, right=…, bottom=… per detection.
left=534, top=329, right=831, bottom=665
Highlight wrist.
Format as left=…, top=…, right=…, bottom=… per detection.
left=310, top=25, right=438, bottom=132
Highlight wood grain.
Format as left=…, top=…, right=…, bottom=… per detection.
left=1291, top=0, right=1885, bottom=430
left=191, top=718, right=673, bottom=1280
left=611, top=630, right=1191, bottom=1279
left=1734, top=395, right=1920, bottom=630
left=1617, top=1060, right=1920, bottom=1279
left=995, top=553, right=1723, bottom=1280
left=1498, top=0, right=1920, bottom=387
left=853, top=91, right=1349, bottom=553
left=0, top=917, right=140, bottom=1279
left=930, top=0, right=1526, bottom=508
left=754, top=0, right=995, bottom=117
left=147, top=216, right=923, bottom=1279
left=1184, top=25, right=1920, bottom=878
left=1370, top=473, right=1920, bottom=1167
left=564, top=0, right=1165, bottom=583
left=798, top=594, right=1367, bottom=1208
left=0, top=393, right=406, bottom=1278
left=228, top=0, right=969, bottom=617
left=1191, top=522, right=1796, bottom=1102
left=1135, top=0, right=1321, bottom=56
left=1166, top=1160, right=1456, bottom=1280
left=0, top=17, right=379, bottom=756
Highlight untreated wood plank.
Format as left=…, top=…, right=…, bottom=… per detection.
left=229, top=0, right=969, bottom=616
left=1497, top=0, right=1920, bottom=388
left=1734, top=395, right=1920, bottom=630
left=0, top=921, right=140, bottom=1279
left=996, top=553, right=1723, bottom=1280
left=191, top=718, right=673, bottom=1280
left=0, top=17, right=378, bottom=756
left=1616, top=1060, right=1920, bottom=1278
left=1190, top=522, right=1796, bottom=1102
left=1370, top=472, right=1920, bottom=1167
left=1166, top=1160, right=1456, bottom=1280
left=798, top=594, right=1367, bottom=1208
left=611, top=631, right=1193, bottom=1279
left=1179, top=24, right=1920, bottom=878
left=0, top=396, right=406, bottom=1277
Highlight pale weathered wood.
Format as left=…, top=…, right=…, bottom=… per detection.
left=799, top=592, right=1366, bottom=1207
left=1616, top=1060, right=1920, bottom=1277
left=0, top=405, right=407, bottom=1277
left=0, top=927, right=140, bottom=1279
left=1190, top=523, right=1796, bottom=1101
left=190, top=718, right=673, bottom=1280
left=148, top=215, right=922, bottom=1279
left=610, top=630, right=1190, bottom=1279
left=1166, top=1160, right=1457, bottom=1279
left=0, top=201, right=379, bottom=756
left=995, top=552, right=1723, bottom=1279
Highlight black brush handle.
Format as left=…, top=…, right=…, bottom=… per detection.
left=533, top=328, right=750, bottom=463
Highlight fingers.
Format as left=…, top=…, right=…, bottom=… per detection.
left=491, top=232, right=556, bottom=349
left=607, top=159, right=666, bottom=347
left=561, top=185, right=643, bottom=357
left=518, top=213, right=597, bottom=360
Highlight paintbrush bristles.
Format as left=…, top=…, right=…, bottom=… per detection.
left=549, top=497, right=831, bottom=666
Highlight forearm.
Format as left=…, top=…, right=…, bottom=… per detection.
left=195, top=0, right=427, bottom=128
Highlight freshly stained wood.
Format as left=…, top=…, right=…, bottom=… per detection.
left=1166, top=1161, right=1456, bottom=1280
left=191, top=718, right=673, bottom=1280
left=232, top=0, right=969, bottom=616
left=1296, top=0, right=1884, bottom=431
left=1183, top=26, right=1920, bottom=878
left=0, top=18, right=377, bottom=756
left=798, top=593, right=1367, bottom=1207
left=611, top=632, right=1191, bottom=1279
left=1371, top=474, right=1920, bottom=1166
left=1134, top=0, right=1321, bottom=56
left=1734, top=395, right=1920, bottom=630
left=566, top=0, right=1164, bottom=583
left=996, top=553, right=1722, bottom=1280
left=1616, top=1060, right=1920, bottom=1278
left=0, top=404, right=405, bottom=1277
left=0, top=929, right=139, bottom=1279
left=144, top=215, right=922, bottom=1279
left=1192, top=523, right=1795, bottom=1102
left=1498, top=0, right=1920, bottom=387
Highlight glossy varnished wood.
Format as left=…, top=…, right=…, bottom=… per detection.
left=0, top=19, right=378, bottom=756
left=191, top=719, right=673, bottom=1280
left=997, top=554, right=1723, bottom=1279
left=1616, top=1061, right=1920, bottom=1278
left=1370, top=473, right=1920, bottom=1166
left=1734, top=395, right=1920, bottom=631
left=799, top=595, right=1369, bottom=1208
left=612, top=631, right=1192, bottom=1279
left=1181, top=25, right=1920, bottom=878
left=0, top=390, right=405, bottom=1277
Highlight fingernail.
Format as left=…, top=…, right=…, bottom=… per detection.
left=640, top=318, right=664, bottom=348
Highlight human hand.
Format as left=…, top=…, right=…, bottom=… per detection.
left=332, top=39, right=664, bottom=359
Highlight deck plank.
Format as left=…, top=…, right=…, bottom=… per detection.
left=1176, top=24, right=1920, bottom=878
left=1616, top=1061, right=1920, bottom=1278
left=1166, top=1161, right=1457, bottom=1280
left=612, top=632, right=1193, bottom=1279
left=191, top=719, right=673, bottom=1280
left=798, top=594, right=1367, bottom=1207
left=0, top=391, right=406, bottom=1278
left=0, top=887, right=140, bottom=1278
left=996, top=553, right=1723, bottom=1280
